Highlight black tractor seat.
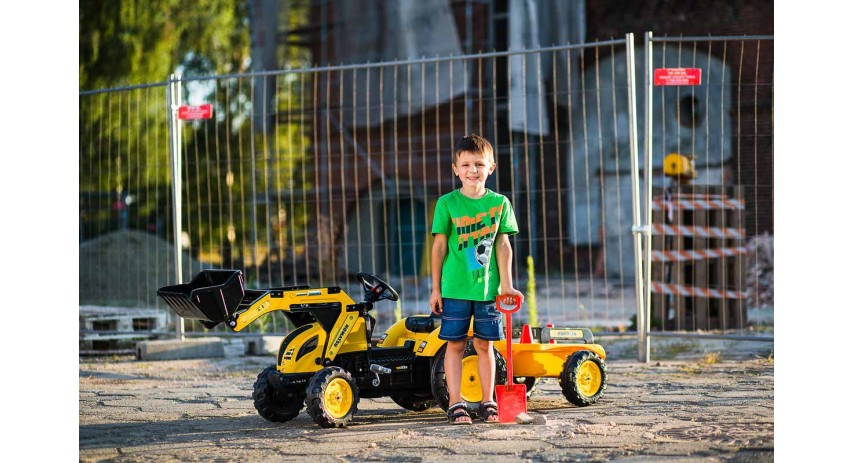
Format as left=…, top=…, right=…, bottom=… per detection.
left=404, top=314, right=441, bottom=333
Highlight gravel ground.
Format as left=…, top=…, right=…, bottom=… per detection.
left=79, top=339, right=773, bottom=463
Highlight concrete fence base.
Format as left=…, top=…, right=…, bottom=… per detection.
left=136, top=338, right=225, bottom=360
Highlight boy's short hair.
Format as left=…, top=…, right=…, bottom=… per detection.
left=453, top=134, right=494, bottom=165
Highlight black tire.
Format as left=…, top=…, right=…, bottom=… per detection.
left=305, top=366, right=360, bottom=428
left=252, top=366, right=305, bottom=423
left=514, top=376, right=538, bottom=397
left=559, top=351, right=607, bottom=406
left=431, top=339, right=508, bottom=418
left=390, top=394, right=437, bottom=412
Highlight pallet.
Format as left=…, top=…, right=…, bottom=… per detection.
left=650, top=185, right=747, bottom=331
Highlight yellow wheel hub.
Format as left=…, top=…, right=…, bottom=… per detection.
left=460, top=356, right=483, bottom=403
left=324, top=378, right=353, bottom=419
left=576, top=360, right=603, bottom=397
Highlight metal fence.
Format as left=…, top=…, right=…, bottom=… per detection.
left=637, top=33, right=774, bottom=359
left=79, top=33, right=773, bottom=359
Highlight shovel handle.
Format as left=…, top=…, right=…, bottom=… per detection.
left=496, top=295, right=522, bottom=314
left=496, top=295, right=521, bottom=384
left=504, top=311, right=513, bottom=382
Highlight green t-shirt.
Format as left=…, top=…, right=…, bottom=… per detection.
left=431, top=189, right=519, bottom=301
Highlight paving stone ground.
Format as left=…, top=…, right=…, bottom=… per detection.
left=79, top=339, right=773, bottom=463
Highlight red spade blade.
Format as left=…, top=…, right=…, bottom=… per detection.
left=496, top=384, right=527, bottom=423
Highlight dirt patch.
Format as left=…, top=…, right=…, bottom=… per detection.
left=79, top=342, right=774, bottom=462
left=79, top=230, right=209, bottom=308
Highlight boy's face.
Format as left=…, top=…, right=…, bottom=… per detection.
left=452, top=151, right=495, bottom=189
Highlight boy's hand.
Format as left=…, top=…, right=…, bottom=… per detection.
left=501, top=287, right=525, bottom=305
left=429, top=290, right=443, bottom=315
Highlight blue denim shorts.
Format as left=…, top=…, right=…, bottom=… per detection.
left=438, top=298, right=504, bottom=341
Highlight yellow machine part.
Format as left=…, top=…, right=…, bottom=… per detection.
left=376, top=318, right=408, bottom=347
left=663, top=153, right=697, bottom=180
left=230, top=287, right=365, bottom=374
left=231, top=288, right=356, bottom=332
left=495, top=343, right=607, bottom=378
left=576, top=359, right=604, bottom=397
left=278, top=324, right=327, bottom=374
left=377, top=317, right=444, bottom=357
left=324, top=377, right=355, bottom=419
left=335, top=314, right=370, bottom=355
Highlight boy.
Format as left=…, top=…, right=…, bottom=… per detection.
left=429, top=134, right=524, bottom=425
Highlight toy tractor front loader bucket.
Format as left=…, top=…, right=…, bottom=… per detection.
left=157, top=270, right=245, bottom=328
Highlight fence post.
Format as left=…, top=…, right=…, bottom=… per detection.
left=642, top=32, right=655, bottom=362
left=167, top=73, right=185, bottom=341
left=625, top=33, right=646, bottom=363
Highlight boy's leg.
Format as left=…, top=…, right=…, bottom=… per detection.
left=444, top=339, right=470, bottom=423
left=472, top=300, right=502, bottom=422
left=437, top=298, right=474, bottom=424
left=472, top=337, right=496, bottom=404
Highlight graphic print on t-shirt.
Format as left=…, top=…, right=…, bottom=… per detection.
left=452, top=203, right=504, bottom=272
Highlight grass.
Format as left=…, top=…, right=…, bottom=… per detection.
left=677, top=364, right=701, bottom=374
left=653, top=340, right=699, bottom=359
left=700, top=351, right=721, bottom=364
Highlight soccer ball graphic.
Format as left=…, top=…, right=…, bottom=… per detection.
left=475, top=237, right=494, bottom=266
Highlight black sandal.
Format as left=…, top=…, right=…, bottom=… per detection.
left=447, top=402, right=472, bottom=425
left=480, top=401, right=499, bottom=423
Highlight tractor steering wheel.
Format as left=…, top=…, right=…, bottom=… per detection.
left=355, top=272, right=400, bottom=303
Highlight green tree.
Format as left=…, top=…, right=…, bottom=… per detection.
left=79, top=1, right=314, bottom=292
left=79, top=0, right=251, bottom=90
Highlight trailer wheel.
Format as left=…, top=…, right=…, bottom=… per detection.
left=514, top=376, right=538, bottom=397
left=431, top=339, right=507, bottom=418
left=390, top=394, right=436, bottom=412
left=252, top=366, right=305, bottom=422
left=305, top=366, right=360, bottom=428
left=559, top=351, right=607, bottom=406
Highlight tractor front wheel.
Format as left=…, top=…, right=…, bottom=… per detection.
left=305, top=366, right=360, bottom=428
left=559, top=351, right=607, bottom=406
left=252, top=366, right=305, bottom=422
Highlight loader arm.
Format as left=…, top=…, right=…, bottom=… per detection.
left=229, top=287, right=358, bottom=332
left=157, top=270, right=360, bottom=339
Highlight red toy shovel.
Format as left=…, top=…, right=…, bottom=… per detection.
left=495, top=295, right=527, bottom=423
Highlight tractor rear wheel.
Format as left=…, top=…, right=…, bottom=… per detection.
left=305, top=366, right=360, bottom=428
left=390, top=394, right=436, bottom=412
left=252, top=366, right=305, bottom=422
left=431, top=339, right=507, bottom=418
left=559, top=351, right=607, bottom=406
left=514, top=376, right=538, bottom=397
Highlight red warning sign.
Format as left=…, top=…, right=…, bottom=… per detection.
left=178, top=104, right=213, bottom=120
left=654, top=68, right=702, bottom=86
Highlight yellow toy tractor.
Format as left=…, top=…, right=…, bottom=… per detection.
left=157, top=269, right=607, bottom=428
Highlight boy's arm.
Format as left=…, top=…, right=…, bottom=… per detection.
left=430, top=233, right=448, bottom=314
left=495, top=233, right=525, bottom=303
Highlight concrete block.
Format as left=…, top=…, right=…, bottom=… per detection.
left=136, top=338, right=225, bottom=360
left=244, top=335, right=284, bottom=356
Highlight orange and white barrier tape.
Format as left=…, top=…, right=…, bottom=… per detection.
left=665, top=193, right=727, bottom=200
left=652, top=197, right=745, bottom=211
left=651, top=246, right=747, bottom=262
left=650, top=281, right=748, bottom=300
left=651, top=224, right=745, bottom=239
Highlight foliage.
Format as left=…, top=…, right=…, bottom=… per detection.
left=79, top=0, right=251, bottom=91
left=526, top=255, right=539, bottom=327
left=701, top=351, right=721, bottom=364
left=79, top=1, right=315, bottom=288
left=654, top=340, right=699, bottom=359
